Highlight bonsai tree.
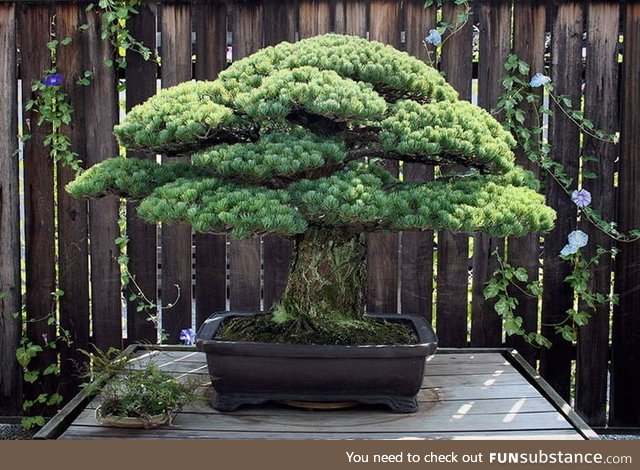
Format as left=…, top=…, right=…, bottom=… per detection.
left=68, top=34, right=555, bottom=345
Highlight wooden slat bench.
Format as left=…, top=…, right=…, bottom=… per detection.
left=36, top=347, right=596, bottom=440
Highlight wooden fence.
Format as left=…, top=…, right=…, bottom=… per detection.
left=0, top=0, right=639, bottom=428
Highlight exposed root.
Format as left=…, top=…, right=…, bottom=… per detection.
left=216, top=313, right=416, bottom=345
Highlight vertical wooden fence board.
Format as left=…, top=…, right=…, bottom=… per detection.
left=401, top=0, right=435, bottom=321
left=84, top=9, right=122, bottom=350
left=56, top=3, right=90, bottom=399
left=194, top=0, right=228, bottom=326
left=0, top=2, right=21, bottom=415
left=264, top=0, right=296, bottom=45
left=540, top=1, right=584, bottom=401
left=369, top=0, right=400, bottom=45
left=19, top=3, right=58, bottom=410
left=160, top=3, right=193, bottom=341
left=126, top=2, right=158, bottom=342
left=575, top=1, right=619, bottom=427
left=333, top=0, right=346, bottom=33
left=611, top=0, right=640, bottom=428
left=298, top=0, right=331, bottom=38
left=343, top=0, right=367, bottom=37
left=436, top=2, right=473, bottom=346
left=367, top=0, right=401, bottom=314
left=262, top=1, right=295, bottom=311
left=232, top=0, right=264, bottom=60
left=507, top=0, right=546, bottom=365
left=470, top=0, right=511, bottom=347
left=228, top=0, right=263, bottom=311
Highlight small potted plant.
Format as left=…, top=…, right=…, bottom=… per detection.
left=68, top=34, right=555, bottom=413
left=82, top=348, right=202, bottom=429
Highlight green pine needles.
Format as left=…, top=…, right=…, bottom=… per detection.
left=67, top=34, right=556, bottom=344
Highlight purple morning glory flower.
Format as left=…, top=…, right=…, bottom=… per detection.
left=42, top=73, right=63, bottom=87
left=571, top=189, right=592, bottom=208
left=560, top=244, right=579, bottom=256
left=530, top=72, right=551, bottom=88
left=179, top=328, right=196, bottom=345
left=568, top=230, right=589, bottom=249
left=425, top=29, right=442, bottom=46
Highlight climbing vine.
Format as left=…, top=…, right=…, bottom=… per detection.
left=423, top=0, right=472, bottom=66
left=16, top=0, right=157, bottom=430
left=12, top=292, right=71, bottom=430
left=25, top=37, right=84, bottom=174
left=486, top=53, right=630, bottom=347
left=87, top=0, right=152, bottom=69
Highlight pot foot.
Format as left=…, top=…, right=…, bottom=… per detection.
left=212, top=392, right=419, bottom=413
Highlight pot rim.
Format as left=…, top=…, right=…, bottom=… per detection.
left=196, top=311, right=438, bottom=358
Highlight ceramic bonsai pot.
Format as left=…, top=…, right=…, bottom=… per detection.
left=195, top=311, right=438, bottom=413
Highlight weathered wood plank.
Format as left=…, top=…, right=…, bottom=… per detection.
left=135, top=350, right=509, bottom=365
left=367, top=0, right=401, bottom=315
left=83, top=8, right=122, bottom=350
left=231, top=0, right=263, bottom=60
left=260, top=1, right=295, bottom=312
left=56, top=3, right=91, bottom=399
left=0, top=1, right=21, bottom=415
left=298, top=0, right=331, bottom=39
left=332, top=0, right=345, bottom=34
left=426, top=352, right=508, bottom=364
left=401, top=1, right=436, bottom=321
left=70, top=405, right=572, bottom=433
left=423, top=362, right=517, bottom=377
left=575, top=1, right=619, bottom=428
left=506, top=0, right=546, bottom=365
left=436, top=2, right=473, bottom=346
left=422, top=383, right=544, bottom=402
left=20, top=3, right=58, bottom=412
left=343, top=0, right=367, bottom=37
left=471, top=0, right=511, bottom=347
left=194, top=0, right=227, bottom=327
left=160, top=2, right=193, bottom=342
left=263, top=0, right=296, bottom=45
left=405, top=0, right=434, bottom=64
left=540, top=1, right=584, bottom=402
left=611, top=0, right=640, bottom=428
left=60, top=426, right=584, bottom=440
left=126, top=2, right=158, bottom=342
left=228, top=0, right=263, bottom=311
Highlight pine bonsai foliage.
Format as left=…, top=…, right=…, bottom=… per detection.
left=68, top=35, right=555, bottom=344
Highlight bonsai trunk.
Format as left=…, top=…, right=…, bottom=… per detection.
left=272, top=228, right=368, bottom=324
left=220, top=228, right=412, bottom=344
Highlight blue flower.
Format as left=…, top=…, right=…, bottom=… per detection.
left=571, top=189, right=592, bottom=208
left=529, top=72, right=551, bottom=88
left=179, top=328, right=196, bottom=345
left=560, top=244, right=578, bottom=257
left=560, top=230, right=589, bottom=256
left=425, top=29, right=442, bottom=46
left=42, top=73, right=63, bottom=87
left=567, top=230, right=589, bottom=249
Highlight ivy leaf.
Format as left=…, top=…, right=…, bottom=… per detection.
left=43, top=364, right=60, bottom=376
left=47, top=393, right=64, bottom=406
left=573, top=310, right=591, bottom=326
left=24, top=370, right=40, bottom=383
left=494, top=298, right=511, bottom=316
left=483, top=283, right=499, bottom=300
left=514, top=267, right=528, bottom=282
